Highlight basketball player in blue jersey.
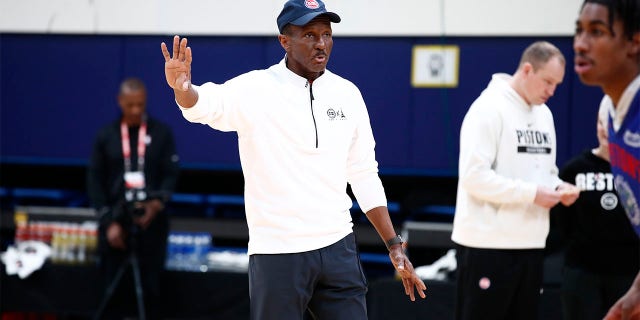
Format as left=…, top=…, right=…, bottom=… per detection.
left=573, top=0, right=640, bottom=319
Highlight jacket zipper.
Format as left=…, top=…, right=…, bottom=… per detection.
left=307, top=81, right=319, bottom=148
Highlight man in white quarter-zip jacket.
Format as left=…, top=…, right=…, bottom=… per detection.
left=160, top=1, right=426, bottom=319
left=452, top=41, right=580, bottom=320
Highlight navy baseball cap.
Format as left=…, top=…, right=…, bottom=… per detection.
left=277, top=0, right=341, bottom=34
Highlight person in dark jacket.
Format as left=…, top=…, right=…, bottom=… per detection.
left=88, top=77, right=179, bottom=319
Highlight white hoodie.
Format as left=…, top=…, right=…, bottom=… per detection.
left=179, top=59, right=387, bottom=254
left=452, top=74, right=563, bottom=249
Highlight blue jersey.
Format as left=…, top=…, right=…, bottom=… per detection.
left=608, top=84, right=640, bottom=236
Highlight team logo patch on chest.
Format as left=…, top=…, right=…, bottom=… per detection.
left=601, top=192, right=618, bottom=210
left=326, top=108, right=346, bottom=121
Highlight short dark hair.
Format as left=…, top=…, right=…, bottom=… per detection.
left=119, top=77, right=146, bottom=95
left=519, top=41, right=566, bottom=71
left=582, top=0, right=640, bottom=40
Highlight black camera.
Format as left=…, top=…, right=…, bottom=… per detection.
left=124, top=189, right=147, bottom=215
left=124, top=201, right=146, bottom=217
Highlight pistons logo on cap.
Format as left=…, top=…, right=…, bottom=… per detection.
left=305, top=0, right=320, bottom=9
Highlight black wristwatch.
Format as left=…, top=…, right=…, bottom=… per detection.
left=385, top=235, right=404, bottom=251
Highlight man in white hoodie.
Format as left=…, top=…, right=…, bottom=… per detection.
left=159, top=1, right=426, bottom=319
left=452, top=41, right=580, bottom=320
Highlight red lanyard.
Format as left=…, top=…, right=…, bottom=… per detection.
left=120, top=119, right=147, bottom=173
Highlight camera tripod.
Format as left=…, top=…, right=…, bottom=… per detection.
left=93, top=225, right=146, bottom=320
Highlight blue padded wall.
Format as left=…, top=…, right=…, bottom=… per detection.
left=0, top=34, right=604, bottom=175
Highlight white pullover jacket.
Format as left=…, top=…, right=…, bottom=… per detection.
left=452, top=74, right=563, bottom=249
left=179, top=59, right=387, bottom=254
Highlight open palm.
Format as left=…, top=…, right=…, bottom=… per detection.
left=161, top=35, right=192, bottom=91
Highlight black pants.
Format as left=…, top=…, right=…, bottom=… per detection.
left=561, top=265, right=635, bottom=320
left=248, top=233, right=368, bottom=320
left=98, top=212, right=168, bottom=320
left=455, top=244, right=544, bottom=320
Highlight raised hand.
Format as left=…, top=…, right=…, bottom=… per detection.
left=161, top=35, right=192, bottom=92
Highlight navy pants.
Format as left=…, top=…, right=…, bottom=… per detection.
left=248, top=233, right=368, bottom=320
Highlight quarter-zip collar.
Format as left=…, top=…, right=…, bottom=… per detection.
left=275, top=56, right=328, bottom=148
